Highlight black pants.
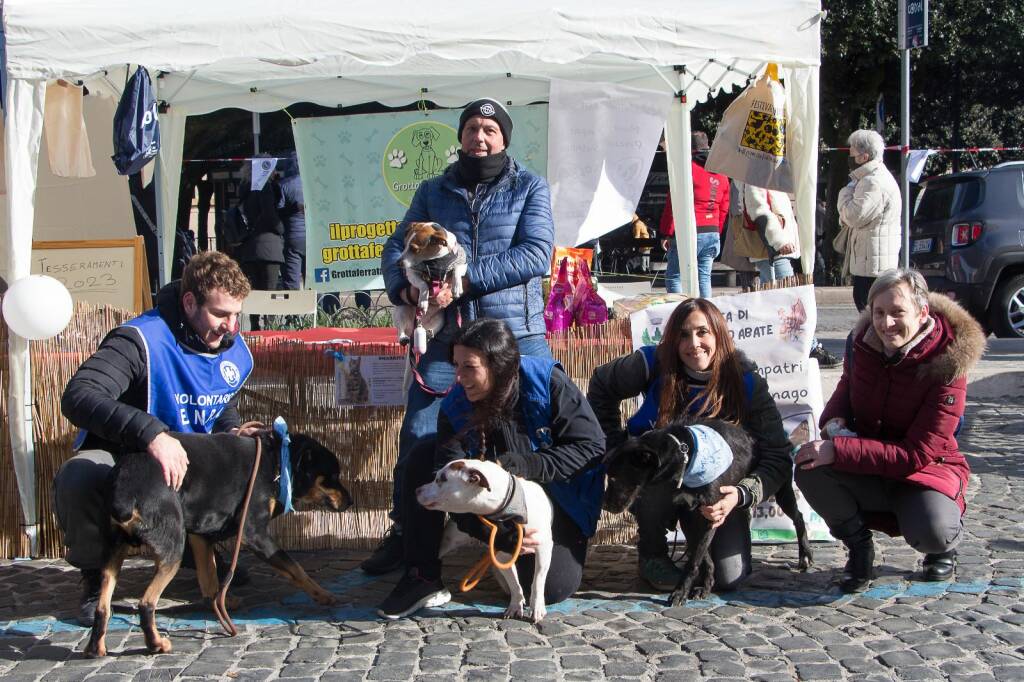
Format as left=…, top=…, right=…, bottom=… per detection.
left=853, top=275, right=875, bottom=312
left=633, top=479, right=752, bottom=591
left=241, top=261, right=282, bottom=330
left=402, top=441, right=587, bottom=604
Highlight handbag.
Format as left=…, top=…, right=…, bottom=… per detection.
left=572, top=259, right=609, bottom=327
left=705, top=69, right=794, bottom=192
left=544, top=257, right=576, bottom=333
left=833, top=222, right=853, bottom=278
left=832, top=221, right=851, bottom=255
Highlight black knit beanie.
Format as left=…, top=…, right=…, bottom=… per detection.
left=457, top=98, right=513, bottom=146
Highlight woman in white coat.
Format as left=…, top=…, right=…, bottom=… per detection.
left=735, top=180, right=800, bottom=284
left=838, top=130, right=902, bottom=311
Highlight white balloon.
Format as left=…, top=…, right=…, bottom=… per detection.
left=2, top=275, right=74, bottom=340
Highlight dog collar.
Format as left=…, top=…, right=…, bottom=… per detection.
left=487, top=470, right=529, bottom=525
left=651, top=431, right=689, bottom=488
left=273, top=416, right=294, bottom=514
left=666, top=433, right=690, bottom=489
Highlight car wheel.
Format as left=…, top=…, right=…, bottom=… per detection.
left=989, top=273, right=1024, bottom=338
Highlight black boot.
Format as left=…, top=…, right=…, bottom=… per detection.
left=837, top=525, right=875, bottom=594
left=922, top=550, right=956, bottom=581
left=78, top=569, right=102, bottom=627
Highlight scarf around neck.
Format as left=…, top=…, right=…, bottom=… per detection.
left=457, top=150, right=507, bottom=186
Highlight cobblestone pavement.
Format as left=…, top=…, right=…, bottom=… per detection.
left=2, top=398, right=1022, bottom=681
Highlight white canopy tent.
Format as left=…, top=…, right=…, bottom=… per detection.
left=2, top=0, right=822, bottom=555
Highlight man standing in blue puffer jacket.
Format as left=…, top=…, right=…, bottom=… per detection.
left=363, top=98, right=554, bottom=574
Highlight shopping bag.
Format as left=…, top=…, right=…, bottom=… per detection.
left=705, top=68, right=794, bottom=193
left=544, top=257, right=576, bottom=333
left=572, top=259, right=609, bottom=327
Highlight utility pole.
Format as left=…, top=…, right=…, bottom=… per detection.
left=898, top=0, right=928, bottom=268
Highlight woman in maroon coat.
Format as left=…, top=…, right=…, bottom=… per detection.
left=795, top=269, right=985, bottom=593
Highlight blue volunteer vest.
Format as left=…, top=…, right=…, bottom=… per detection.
left=440, top=356, right=605, bottom=537
left=123, top=308, right=253, bottom=433
left=626, top=345, right=755, bottom=435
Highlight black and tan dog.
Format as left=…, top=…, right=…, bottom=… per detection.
left=603, top=417, right=812, bottom=605
left=84, top=430, right=352, bottom=658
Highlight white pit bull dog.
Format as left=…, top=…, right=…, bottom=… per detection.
left=416, top=459, right=554, bottom=623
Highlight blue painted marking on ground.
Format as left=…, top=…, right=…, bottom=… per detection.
left=2, top=572, right=1020, bottom=637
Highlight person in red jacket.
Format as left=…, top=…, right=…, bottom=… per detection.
left=794, top=269, right=985, bottom=593
left=660, top=131, right=729, bottom=296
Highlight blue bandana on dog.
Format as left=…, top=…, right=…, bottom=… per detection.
left=679, top=425, right=734, bottom=488
left=273, top=416, right=294, bottom=513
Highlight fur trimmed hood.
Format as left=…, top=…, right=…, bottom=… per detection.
left=852, top=292, right=986, bottom=383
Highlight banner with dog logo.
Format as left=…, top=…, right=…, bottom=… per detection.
left=294, top=106, right=548, bottom=292
left=629, top=285, right=835, bottom=543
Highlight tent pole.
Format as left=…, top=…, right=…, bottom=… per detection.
left=3, top=78, right=47, bottom=558
left=253, top=112, right=261, bottom=155
left=786, top=65, right=821, bottom=279
left=154, top=111, right=187, bottom=284
left=665, top=75, right=699, bottom=297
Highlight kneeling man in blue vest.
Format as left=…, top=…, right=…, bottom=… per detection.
left=54, top=251, right=260, bottom=626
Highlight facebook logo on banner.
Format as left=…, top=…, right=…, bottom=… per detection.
left=314, top=268, right=331, bottom=283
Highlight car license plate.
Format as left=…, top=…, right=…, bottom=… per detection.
left=912, top=238, right=933, bottom=254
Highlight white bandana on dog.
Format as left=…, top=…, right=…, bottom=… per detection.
left=679, top=425, right=734, bottom=488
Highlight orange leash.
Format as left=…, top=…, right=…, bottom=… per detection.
left=459, top=515, right=524, bottom=592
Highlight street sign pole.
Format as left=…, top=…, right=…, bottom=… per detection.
left=899, top=0, right=928, bottom=268
left=899, top=0, right=910, bottom=267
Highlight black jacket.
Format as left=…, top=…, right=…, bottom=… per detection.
left=60, top=282, right=243, bottom=457
left=236, top=182, right=285, bottom=264
left=435, top=366, right=605, bottom=484
left=587, top=349, right=792, bottom=507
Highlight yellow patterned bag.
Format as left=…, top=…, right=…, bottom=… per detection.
left=705, top=65, right=794, bottom=193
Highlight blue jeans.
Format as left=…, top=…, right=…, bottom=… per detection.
left=390, top=332, right=552, bottom=525
left=665, top=232, right=720, bottom=297
left=755, top=257, right=795, bottom=283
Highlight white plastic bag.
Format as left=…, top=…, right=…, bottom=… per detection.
left=706, top=71, right=794, bottom=193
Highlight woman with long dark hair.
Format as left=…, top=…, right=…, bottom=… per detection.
left=588, top=298, right=792, bottom=592
left=377, top=318, right=605, bottom=619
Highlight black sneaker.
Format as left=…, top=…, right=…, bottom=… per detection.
left=360, top=526, right=404, bottom=575
left=77, top=569, right=102, bottom=627
left=810, top=343, right=842, bottom=369
left=377, top=568, right=451, bottom=619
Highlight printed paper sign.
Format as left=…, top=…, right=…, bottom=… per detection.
left=548, top=79, right=671, bottom=247
left=251, top=157, right=278, bottom=191
left=294, top=107, right=548, bottom=292
left=334, top=355, right=407, bottom=407
left=630, top=286, right=817, bottom=364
